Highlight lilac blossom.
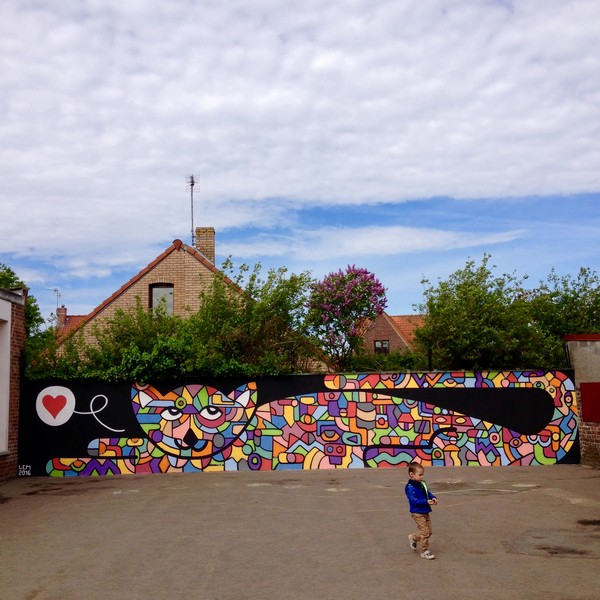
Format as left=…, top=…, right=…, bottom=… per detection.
left=307, top=265, right=387, bottom=371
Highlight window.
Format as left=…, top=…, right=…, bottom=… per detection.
left=150, top=284, right=174, bottom=315
left=374, top=339, right=389, bottom=354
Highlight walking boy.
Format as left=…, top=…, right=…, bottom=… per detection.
left=405, top=461, right=438, bottom=560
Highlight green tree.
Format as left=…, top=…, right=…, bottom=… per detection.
left=27, top=260, right=318, bottom=381
left=27, top=298, right=187, bottom=381
left=346, top=349, right=419, bottom=372
left=307, top=265, right=387, bottom=371
left=84, top=298, right=185, bottom=381
left=531, top=267, right=600, bottom=336
left=183, top=260, right=317, bottom=376
left=0, top=262, right=44, bottom=335
left=414, top=254, right=556, bottom=370
left=25, top=323, right=88, bottom=380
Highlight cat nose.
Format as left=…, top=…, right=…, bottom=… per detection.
left=183, top=428, right=198, bottom=448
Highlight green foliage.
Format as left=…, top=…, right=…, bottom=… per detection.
left=0, top=262, right=45, bottom=336
left=83, top=299, right=185, bottom=381
left=530, top=267, right=600, bottom=336
left=26, top=260, right=319, bottom=381
left=307, top=265, right=387, bottom=371
left=25, top=253, right=597, bottom=380
left=26, top=298, right=186, bottom=381
left=182, top=259, right=318, bottom=377
left=346, top=349, right=421, bottom=372
left=414, top=255, right=599, bottom=370
left=415, top=255, right=528, bottom=369
left=25, top=325, right=88, bottom=379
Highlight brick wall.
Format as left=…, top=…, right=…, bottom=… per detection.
left=565, top=335, right=600, bottom=466
left=578, top=421, right=600, bottom=465
left=0, top=290, right=26, bottom=481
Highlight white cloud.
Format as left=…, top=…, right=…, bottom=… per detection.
left=0, top=0, right=598, bottom=318
left=221, top=225, right=524, bottom=260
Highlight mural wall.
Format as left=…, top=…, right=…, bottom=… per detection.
left=19, top=371, right=579, bottom=476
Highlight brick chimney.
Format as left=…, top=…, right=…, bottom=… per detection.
left=57, top=305, right=67, bottom=329
left=195, top=227, right=215, bottom=263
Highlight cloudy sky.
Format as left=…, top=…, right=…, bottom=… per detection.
left=1, top=0, right=599, bottom=320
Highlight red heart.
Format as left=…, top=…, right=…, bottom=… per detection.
left=42, top=394, right=67, bottom=419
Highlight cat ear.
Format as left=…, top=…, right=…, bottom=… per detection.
left=236, top=389, right=251, bottom=407
left=138, top=390, right=153, bottom=408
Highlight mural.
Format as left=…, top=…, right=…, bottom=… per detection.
left=19, top=371, right=578, bottom=477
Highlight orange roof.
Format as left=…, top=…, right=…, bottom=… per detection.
left=59, top=314, right=87, bottom=335
left=388, top=314, right=425, bottom=345
left=57, top=239, right=222, bottom=341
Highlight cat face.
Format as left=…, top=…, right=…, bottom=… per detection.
left=132, top=383, right=257, bottom=458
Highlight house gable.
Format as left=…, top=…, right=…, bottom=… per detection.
left=58, top=238, right=222, bottom=344
left=362, top=312, right=424, bottom=354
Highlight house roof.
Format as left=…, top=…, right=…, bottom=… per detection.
left=388, top=314, right=425, bottom=346
left=59, top=314, right=87, bottom=335
left=58, top=239, right=222, bottom=340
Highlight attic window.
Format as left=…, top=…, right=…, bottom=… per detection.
left=150, top=284, right=174, bottom=315
left=374, top=339, right=389, bottom=354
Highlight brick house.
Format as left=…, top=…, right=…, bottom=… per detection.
left=57, top=227, right=221, bottom=343
left=362, top=312, right=425, bottom=354
left=0, top=288, right=27, bottom=480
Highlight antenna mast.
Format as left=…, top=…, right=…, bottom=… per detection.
left=47, top=287, right=61, bottom=312
left=188, top=175, right=195, bottom=247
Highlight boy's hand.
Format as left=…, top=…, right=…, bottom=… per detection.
left=428, top=498, right=438, bottom=505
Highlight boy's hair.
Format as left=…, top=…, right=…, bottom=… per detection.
left=408, top=461, right=424, bottom=475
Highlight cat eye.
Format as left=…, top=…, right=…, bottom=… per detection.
left=199, top=406, right=223, bottom=421
left=162, top=406, right=183, bottom=421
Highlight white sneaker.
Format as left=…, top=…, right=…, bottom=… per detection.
left=408, top=534, right=417, bottom=551
left=420, top=551, right=435, bottom=560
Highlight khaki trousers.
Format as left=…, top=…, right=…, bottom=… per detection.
left=411, top=512, right=432, bottom=552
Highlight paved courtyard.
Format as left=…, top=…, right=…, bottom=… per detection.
left=1, top=465, right=599, bottom=600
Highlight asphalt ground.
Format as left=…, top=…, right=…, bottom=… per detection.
left=1, top=465, right=599, bottom=600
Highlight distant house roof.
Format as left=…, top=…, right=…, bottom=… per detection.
left=361, top=312, right=425, bottom=353
left=57, top=238, right=223, bottom=340
left=388, top=314, right=425, bottom=346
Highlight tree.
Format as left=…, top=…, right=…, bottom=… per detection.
left=413, top=254, right=556, bottom=370
left=26, top=260, right=318, bottom=381
left=84, top=298, right=185, bottom=381
left=27, top=298, right=186, bottom=381
left=183, top=259, right=317, bottom=376
left=346, top=349, right=419, bottom=372
left=307, top=265, right=387, bottom=371
left=531, top=267, right=600, bottom=337
left=0, top=262, right=44, bottom=336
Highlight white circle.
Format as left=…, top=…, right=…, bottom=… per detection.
left=36, top=386, right=76, bottom=426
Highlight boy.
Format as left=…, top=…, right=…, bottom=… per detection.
left=405, top=461, right=438, bottom=560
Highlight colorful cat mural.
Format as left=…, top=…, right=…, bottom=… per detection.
left=45, top=371, right=578, bottom=476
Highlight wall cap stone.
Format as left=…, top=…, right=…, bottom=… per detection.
left=0, top=288, right=26, bottom=305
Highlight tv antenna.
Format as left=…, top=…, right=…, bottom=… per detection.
left=188, top=175, right=195, bottom=246
left=47, top=287, right=61, bottom=312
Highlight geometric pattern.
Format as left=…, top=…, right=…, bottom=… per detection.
left=45, top=371, right=578, bottom=476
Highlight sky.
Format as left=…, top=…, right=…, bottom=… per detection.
left=1, top=0, right=599, bottom=322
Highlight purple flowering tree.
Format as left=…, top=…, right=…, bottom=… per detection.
left=307, top=265, right=387, bottom=371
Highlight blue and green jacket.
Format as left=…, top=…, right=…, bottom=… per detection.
left=405, top=479, right=437, bottom=513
